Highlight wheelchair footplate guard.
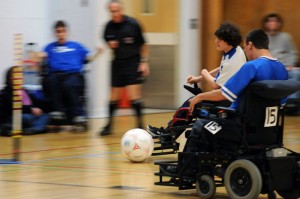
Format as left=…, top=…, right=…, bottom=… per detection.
left=154, top=152, right=199, bottom=190
left=151, top=125, right=191, bottom=156
left=152, top=107, right=195, bottom=156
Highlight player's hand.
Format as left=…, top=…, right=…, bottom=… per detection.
left=31, top=107, right=43, bottom=116
left=187, top=75, right=201, bottom=84
left=35, top=52, right=47, bottom=58
left=108, top=40, right=119, bottom=49
left=201, top=69, right=210, bottom=77
left=286, top=65, right=297, bottom=71
left=189, top=95, right=202, bottom=113
left=138, top=62, right=150, bottom=77
left=96, top=46, right=104, bottom=54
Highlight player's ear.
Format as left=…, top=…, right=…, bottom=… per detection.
left=248, top=41, right=254, bottom=49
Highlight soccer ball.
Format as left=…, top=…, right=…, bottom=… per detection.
left=121, top=128, right=154, bottom=162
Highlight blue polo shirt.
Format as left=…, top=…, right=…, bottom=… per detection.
left=222, top=56, right=288, bottom=109
left=44, top=41, right=89, bottom=73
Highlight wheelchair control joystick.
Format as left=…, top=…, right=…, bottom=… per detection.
left=183, top=83, right=202, bottom=95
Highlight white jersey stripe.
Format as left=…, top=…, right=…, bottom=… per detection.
left=222, top=86, right=237, bottom=101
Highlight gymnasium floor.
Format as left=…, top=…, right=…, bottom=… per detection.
left=0, top=112, right=299, bottom=199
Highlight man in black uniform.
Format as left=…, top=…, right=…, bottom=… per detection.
left=99, top=0, right=150, bottom=136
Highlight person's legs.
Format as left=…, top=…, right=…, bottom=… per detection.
left=47, top=73, right=64, bottom=114
left=22, top=114, right=39, bottom=135
left=62, top=73, right=83, bottom=122
left=22, top=114, right=34, bottom=129
left=126, top=84, right=143, bottom=128
left=100, top=57, right=143, bottom=136
left=100, top=87, right=121, bottom=136
left=120, top=56, right=145, bottom=129
left=183, top=119, right=210, bottom=152
left=30, top=114, right=50, bottom=132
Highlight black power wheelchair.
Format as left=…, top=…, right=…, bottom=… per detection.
left=154, top=80, right=300, bottom=199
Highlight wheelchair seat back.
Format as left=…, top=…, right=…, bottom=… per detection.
left=239, top=80, right=300, bottom=146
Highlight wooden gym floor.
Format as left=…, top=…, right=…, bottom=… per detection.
left=0, top=112, right=299, bottom=199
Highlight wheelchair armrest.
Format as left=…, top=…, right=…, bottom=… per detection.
left=215, top=106, right=236, bottom=114
left=214, top=106, right=238, bottom=118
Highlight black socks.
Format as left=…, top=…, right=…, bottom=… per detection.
left=103, top=99, right=144, bottom=132
left=131, top=99, right=143, bottom=128
left=105, top=101, right=118, bottom=129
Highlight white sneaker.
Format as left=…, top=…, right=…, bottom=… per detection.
left=73, top=116, right=87, bottom=124
left=50, top=111, right=65, bottom=120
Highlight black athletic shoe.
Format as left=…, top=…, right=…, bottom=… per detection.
left=99, top=126, right=111, bottom=136
left=0, top=123, right=12, bottom=136
left=147, top=125, right=166, bottom=136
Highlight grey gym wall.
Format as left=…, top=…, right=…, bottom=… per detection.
left=0, top=0, right=51, bottom=89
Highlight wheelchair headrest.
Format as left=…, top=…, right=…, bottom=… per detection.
left=250, top=80, right=300, bottom=99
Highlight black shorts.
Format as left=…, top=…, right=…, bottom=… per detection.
left=111, top=56, right=143, bottom=87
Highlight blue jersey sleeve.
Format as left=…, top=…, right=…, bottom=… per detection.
left=221, top=62, right=256, bottom=102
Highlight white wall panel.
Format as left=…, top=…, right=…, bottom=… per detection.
left=0, top=0, right=50, bottom=89
left=177, top=0, right=201, bottom=106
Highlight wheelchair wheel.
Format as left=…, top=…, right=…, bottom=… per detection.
left=196, top=175, right=216, bottom=199
left=224, top=159, right=262, bottom=199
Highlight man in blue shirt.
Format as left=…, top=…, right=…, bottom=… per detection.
left=43, top=20, right=101, bottom=124
left=186, top=29, right=288, bottom=152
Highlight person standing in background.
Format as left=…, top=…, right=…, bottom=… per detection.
left=262, top=13, right=300, bottom=110
left=99, top=0, right=150, bottom=136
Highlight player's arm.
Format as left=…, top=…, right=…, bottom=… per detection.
left=138, top=44, right=150, bottom=76
left=201, top=69, right=221, bottom=89
left=36, top=52, right=47, bottom=58
left=209, top=67, right=220, bottom=77
left=86, top=47, right=103, bottom=62
left=136, top=20, right=150, bottom=77
left=187, top=67, right=220, bottom=84
left=189, top=89, right=226, bottom=113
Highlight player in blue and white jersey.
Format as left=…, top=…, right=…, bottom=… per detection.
left=147, top=22, right=246, bottom=138
left=188, top=22, right=246, bottom=89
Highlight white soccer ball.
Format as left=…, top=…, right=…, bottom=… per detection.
left=121, top=128, right=154, bottom=162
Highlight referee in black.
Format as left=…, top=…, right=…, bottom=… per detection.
left=99, top=0, right=150, bottom=136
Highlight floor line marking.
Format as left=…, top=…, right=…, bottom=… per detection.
left=0, top=142, right=120, bottom=156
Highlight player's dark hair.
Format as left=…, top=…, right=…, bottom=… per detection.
left=4, top=66, right=16, bottom=88
left=215, top=22, right=242, bottom=48
left=107, top=0, right=123, bottom=7
left=54, top=20, right=67, bottom=30
left=262, top=13, right=283, bottom=31
left=245, top=29, right=269, bottom=49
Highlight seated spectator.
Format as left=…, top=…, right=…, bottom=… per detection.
left=0, top=66, right=50, bottom=136
left=41, top=20, right=101, bottom=124
left=262, top=13, right=300, bottom=111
